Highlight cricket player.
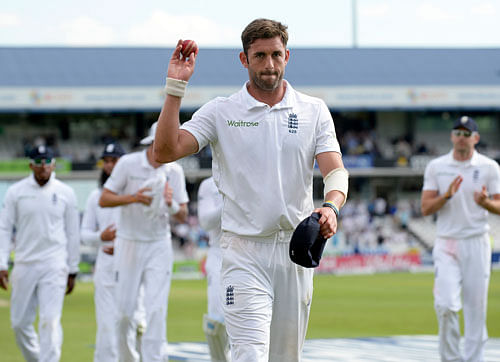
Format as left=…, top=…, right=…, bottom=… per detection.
left=81, top=142, right=145, bottom=362
left=153, top=18, right=348, bottom=362
left=421, top=116, right=500, bottom=362
left=0, top=145, right=80, bottom=362
left=198, top=176, right=230, bottom=362
left=99, top=122, right=189, bottom=362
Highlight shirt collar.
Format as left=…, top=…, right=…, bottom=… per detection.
left=141, top=149, right=153, bottom=169
left=241, top=79, right=294, bottom=110
left=28, top=172, right=55, bottom=187
left=446, top=149, right=479, bottom=167
left=141, top=149, right=169, bottom=172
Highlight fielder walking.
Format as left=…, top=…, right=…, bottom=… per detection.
left=154, top=18, right=348, bottom=362
left=198, top=176, right=230, bottom=362
left=99, top=122, right=189, bottom=362
left=0, top=145, right=80, bottom=362
left=421, top=116, right=500, bottom=362
left=81, top=142, right=146, bottom=362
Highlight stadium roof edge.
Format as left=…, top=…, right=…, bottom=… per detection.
left=1, top=47, right=500, bottom=111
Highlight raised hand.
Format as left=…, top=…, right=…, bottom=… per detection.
left=167, top=39, right=197, bottom=82
left=163, top=182, right=173, bottom=207
left=474, top=185, right=489, bottom=207
left=445, top=175, right=463, bottom=199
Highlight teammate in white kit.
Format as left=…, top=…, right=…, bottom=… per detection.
left=82, top=141, right=145, bottom=362
left=99, top=122, right=189, bottom=362
left=0, top=145, right=80, bottom=362
left=153, top=19, right=348, bottom=362
left=421, top=116, right=500, bottom=362
left=198, top=176, right=230, bottom=362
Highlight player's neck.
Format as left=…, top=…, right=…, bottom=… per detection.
left=247, top=81, right=286, bottom=107
left=453, top=148, right=474, bottom=162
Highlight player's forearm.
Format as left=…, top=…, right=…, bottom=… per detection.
left=99, top=191, right=136, bottom=207
left=480, top=197, right=500, bottom=215
left=154, top=95, right=184, bottom=163
left=324, top=190, right=345, bottom=211
left=421, top=195, right=449, bottom=216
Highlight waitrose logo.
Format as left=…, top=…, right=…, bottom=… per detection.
left=227, top=120, right=259, bottom=127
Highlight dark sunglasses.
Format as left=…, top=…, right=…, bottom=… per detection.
left=31, top=158, right=54, bottom=166
left=452, top=129, right=472, bottom=138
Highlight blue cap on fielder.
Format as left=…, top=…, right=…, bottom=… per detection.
left=101, top=142, right=125, bottom=158
left=29, top=145, right=54, bottom=160
left=453, top=116, right=478, bottom=133
left=289, top=213, right=327, bottom=268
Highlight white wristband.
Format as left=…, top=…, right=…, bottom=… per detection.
left=165, top=77, right=188, bottom=98
left=168, top=199, right=180, bottom=215
left=323, top=168, right=349, bottom=206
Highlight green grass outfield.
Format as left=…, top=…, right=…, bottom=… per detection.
left=1, top=271, right=499, bottom=361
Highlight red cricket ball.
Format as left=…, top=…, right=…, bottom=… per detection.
left=181, top=40, right=198, bottom=58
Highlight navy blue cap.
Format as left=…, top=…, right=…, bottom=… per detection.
left=101, top=142, right=125, bottom=158
left=29, top=145, right=54, bottom=160
left=453, top=116, right=478, bottom=132
left=289, top=213, right=327, bottom=268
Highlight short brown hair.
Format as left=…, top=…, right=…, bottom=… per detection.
left=241, top=18, right=288, bottom=56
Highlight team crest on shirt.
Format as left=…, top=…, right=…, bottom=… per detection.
left=52, top=193, right=58, bottom=205
left=288, top=113, right=298, bottom=134
left=226, top=285, right=234, bottom=305
left=473, top=169, right=480, bottom=182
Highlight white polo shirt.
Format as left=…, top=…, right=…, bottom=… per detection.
left=0, top=173, right=80, bottom=272
left=181, top=81, right=340, bottom=237
left=197, top=177, right=223, bottom=247
left=103, top=150, right=189, bottom=242
left=423, top=150, right=500, bottom=239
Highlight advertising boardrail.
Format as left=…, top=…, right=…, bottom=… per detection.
left=317, top=253, right=422, bottom=274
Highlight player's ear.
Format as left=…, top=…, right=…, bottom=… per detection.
left=473, top=132, right=480, bottom=145
left=239, top=51, right=248, bottom=69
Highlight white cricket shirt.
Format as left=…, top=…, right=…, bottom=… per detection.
left=103, top=150, right=189, bottom=242
left=0, top=173, right=80, bottom=272
left=181, top=81, right=340, bottom=237
left=197, top=177, right=223, bottom=247
left=423, top=150, right=500, bottom=239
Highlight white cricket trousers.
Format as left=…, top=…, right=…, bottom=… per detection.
left=10, top=261, right=68, bottom=362
left=94, top=249, right=146, bottom=362
left=220, top=231, right=314, bottom=362
left=433, top=234, right=491, bottom=362
left=206, top=245, right=224, bottom=322
left=114, top=237, right=173, bottom=362
left=93, top=251, right=118, bottom=362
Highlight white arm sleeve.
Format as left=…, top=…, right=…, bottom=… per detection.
left=65, top=189, right=81, bottom=273
left=0, top=188, right=16, bottom=270
left=80, top=190, right=101, bottom=246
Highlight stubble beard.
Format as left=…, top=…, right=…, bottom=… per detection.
left=252, top=70, right=283, bottom=92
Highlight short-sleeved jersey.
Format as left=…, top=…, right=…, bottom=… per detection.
left=181, top=81, right=340, bottom=237
left=423, top=150, right=500, bottom=239
left=0, top=173, right=80, bottom=272
left=197, top=177, right=223, bottom=247
left=103, top=150, right=189, bottom=242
